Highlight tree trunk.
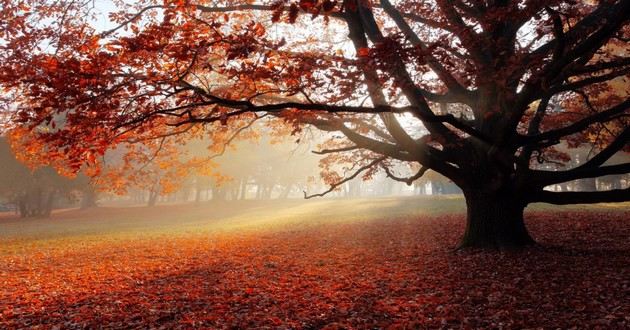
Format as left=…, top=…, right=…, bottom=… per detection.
left=212, top=187, right=226, bottom=201
left=147, top=190, right=158, bottom=207
left=195, top=187, right=202, bottom=204
left=80, top=186, right=97, bottom=209
left=459, top=191, right=535, bottom=249
left=194, top=178, right=203, bottom=204
left=279, top=183, right=292, bottom=199
left=18, top=196, right=27, bottom=218
left=611, top=176, right=622, bottom=190
left=239, top=178, right=247, bottom=200
left=262, top=185, right=273, bottom=199
left=42, top=190, right=55, bottom=217
left=230, top=183, right=240, bottom=200
left=431, top=181, right=444, bottom=195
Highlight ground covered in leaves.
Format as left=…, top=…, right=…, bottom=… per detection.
left=1, top=198, right=629, bottom=329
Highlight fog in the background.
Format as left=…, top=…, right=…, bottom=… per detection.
left=1, top=133, right=629, bottom=218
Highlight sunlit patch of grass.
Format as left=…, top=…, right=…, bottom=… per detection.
left=0, top=196, right=627, bottom=254
left=528, top=201, right=630, bottom=212
left=588, top=201, right=630, bottom=209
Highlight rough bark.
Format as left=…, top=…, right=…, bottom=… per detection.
left=459, top=191, right=535, bottom=249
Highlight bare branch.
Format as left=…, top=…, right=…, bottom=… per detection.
left=205, top=114, right=269, bottom=161
left=303, top=156, right=386, bottom=199
left=383, top=165, right=429, bottom=186
left=134, top=137, right=167, bottom=173
left=100, top=5, right=163, bottom=37
left=312, top=145, right=359, bottom=155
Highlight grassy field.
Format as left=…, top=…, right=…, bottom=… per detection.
left=1, top=196, right=629, bottom=328
left=2, top=195, right=626, bottom=242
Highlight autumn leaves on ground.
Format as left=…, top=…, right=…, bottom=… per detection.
left=2, top=197, right=629, bottom=329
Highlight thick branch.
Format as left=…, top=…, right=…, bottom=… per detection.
left=578, top=127, right=630, bottom=169
left=548, top=66, right=630, bottom=95
left=347, top=3, right=461, bottom=144
left=169, top=87, right=489, bottom=142
left=526, top=1, right=627, bottom=67
left=569, top=57, right=630, bottom=76
left=547, top=6, right=565, bottom=63
left=380, top=0, right=471, bottom=102
left=531, top=163, right=630, bottom=187
left=337, top=124, right=416, bottom=161
left=517, top=0, right=630, bottom=106
left=520, top=99, right=630, bottom=146
left=531, top=187, right=630, bottom=205
left=306, top=117, right=462, bottom=182
left=517, top=96, right=550, bottom=170
left=528, top=126, right=630, bottom=186
left=435, top=0, right=487, bottom=64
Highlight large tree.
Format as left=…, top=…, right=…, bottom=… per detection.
left=1, top=0, right=628, bottom=248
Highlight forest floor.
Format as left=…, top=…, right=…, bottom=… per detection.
left=1, top=196, right=629, bottom=329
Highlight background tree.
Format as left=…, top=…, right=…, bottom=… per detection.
left=1, top=0, right=629, bottom=248
left=0, top=137, right=81, bottom=217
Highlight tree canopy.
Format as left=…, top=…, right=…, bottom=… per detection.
left=1, top=0, right=628, bottom=248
